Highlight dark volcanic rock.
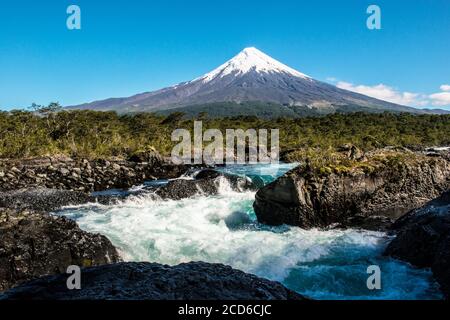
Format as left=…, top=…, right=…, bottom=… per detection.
left=127, top=148, right=164, bottom=164
left=254, top=152, right=450, bottom=230
left=0, top=154, right=188, bottom=193
left=384, top=191, right=450, bottom=299
left=0, top=208, right=121, bottom=292
left=155, top=169, right=256, bottom=200
left=0, top=188, right=98, bottom=212
left=194, top=168, right=224, bottom=180
left=0, top=262, right=305, bottom=300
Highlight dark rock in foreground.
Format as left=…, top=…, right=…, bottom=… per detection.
left=154, top=169, right=256, bottom=200
left=0, top=208, right=121, bottom=292
left=254, top=152, right=450, bottom=230
left=0, top=262, right=305, bottom=300
left=384, top=191, right=450, bottom=299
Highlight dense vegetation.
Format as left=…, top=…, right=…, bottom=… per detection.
left=0, top=104, right=449, bottom=159
left=155, top=101, right=400, bottom=118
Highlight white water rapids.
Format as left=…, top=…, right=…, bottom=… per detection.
left=56, top=164, right=442, bottom=299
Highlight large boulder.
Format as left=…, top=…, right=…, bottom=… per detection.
left=127, top=147, right=164, bottom=165
left=0, top=262, right=305, bottom=300
left=0, top=208, right=121, bottom=292
left=154, top=169, right=256, bottom=200
left=384, top=191, right=450, bottom=299
left=254, top=152, right=450, bottom=230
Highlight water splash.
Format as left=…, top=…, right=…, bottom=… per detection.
left=56, top=164, right=442, bottom=300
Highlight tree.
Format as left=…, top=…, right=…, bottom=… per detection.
left=198, top=111, right=208, bottom=121
left=29, top=102, right=62, bottom=116
left=161, top=112, right=186, bottom=125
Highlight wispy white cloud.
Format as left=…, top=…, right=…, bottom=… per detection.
left=429, top=92, right=450, bottom=106
left=327, top=78, right=450, bottom=108
left=335, top=81, right=427, bottom=106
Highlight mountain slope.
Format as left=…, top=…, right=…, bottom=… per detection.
left=69, top=47, right=431, bottom=115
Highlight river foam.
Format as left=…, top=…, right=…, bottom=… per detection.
left=56, top=164, right=442, bottom=300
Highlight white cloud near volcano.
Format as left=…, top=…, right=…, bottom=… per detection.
left=336, top=81, right=427, bottom=106
left=331, top=79, right=450, bottom=108
left=429, top=91, right=450, bottom=106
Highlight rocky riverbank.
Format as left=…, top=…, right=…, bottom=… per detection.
left=254, top=149, right=450, bottom=230
left=0, top=188, right=121, bottom=212
left=0, top=169, right=258, bottom=213
left=0, top=262, right=305, bottom=300
left=1, top=147, right=449, bottom=300
left=0, top=152, right=189, bottom=193
left=384, top=191, right=450, bottom=299
left=0, top=208, right=121, bottom=292
left=0, top=168, right=299, bottom=299
left=154, top=169, right=257, bottom=200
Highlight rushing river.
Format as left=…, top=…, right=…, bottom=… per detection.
left=56, top=163, right=442, bottom=299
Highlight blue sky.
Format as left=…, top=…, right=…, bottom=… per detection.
left=0, top=0, right=449, bottom=110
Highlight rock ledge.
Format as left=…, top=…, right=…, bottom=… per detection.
left=0, top=262, right=305, bottom=300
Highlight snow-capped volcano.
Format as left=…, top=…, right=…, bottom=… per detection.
left=197, top=47, right=310, bottom=82
left=70, top=47, right=426, bottom=116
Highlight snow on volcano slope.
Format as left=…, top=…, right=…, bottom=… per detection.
left=196, top=47, right=310, bottom=82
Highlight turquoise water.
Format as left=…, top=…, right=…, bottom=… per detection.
left=56, top=163, right=442, bottom=300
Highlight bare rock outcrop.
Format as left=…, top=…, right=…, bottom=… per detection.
left=254, top=151, right=450, bottom=230
left=0, top=208, right=121, bottom=292
left=0, top=262, right=305, bottom=300
left=154, top=169, right=256, bottom=200
left=0, top=154, right=187, bottom=193
left=384, top=191, right=450, bottom=299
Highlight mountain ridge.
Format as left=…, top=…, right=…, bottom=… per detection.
left=68, top=47, right=448, bottom=116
